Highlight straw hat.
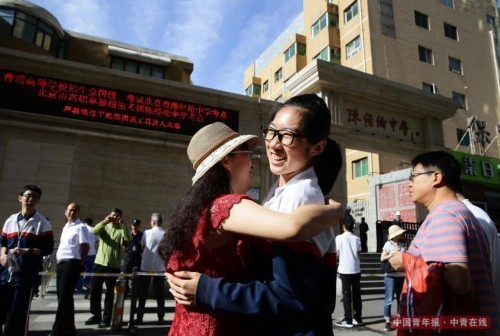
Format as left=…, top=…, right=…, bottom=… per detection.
left=387, top=225, right=406, bottom=240
left=187, top=122, right=259, bottom=185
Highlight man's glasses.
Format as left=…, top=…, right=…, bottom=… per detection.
left=408, top=171, right=436, bottom=181
left=261, top=126, right=308, bottom=146
left=22, top=193, right=40, bottom=201
left=229, top=150, right=257, bottom=160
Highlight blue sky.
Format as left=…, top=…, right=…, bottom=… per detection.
left=30, top=0, right=302, bottom=94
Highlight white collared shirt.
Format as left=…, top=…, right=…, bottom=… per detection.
left=56, top=219, right=90, bottom=261
left=263, top=166, right=336, bottom=256
left=140, top=226, right=166, bottom=272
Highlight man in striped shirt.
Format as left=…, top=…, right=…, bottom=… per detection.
left=389, top=151, right=499, bottom=333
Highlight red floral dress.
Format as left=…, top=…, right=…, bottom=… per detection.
left=167, top=194, right=254, bottom=336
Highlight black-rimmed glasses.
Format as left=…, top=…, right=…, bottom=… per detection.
left=261, top=126, right=308, bottom=146
left=408, top=171, right=436, bottom=182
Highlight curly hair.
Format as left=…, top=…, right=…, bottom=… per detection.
left=158, top=163, right=232, bottom=262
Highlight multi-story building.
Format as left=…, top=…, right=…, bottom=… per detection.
left=0, top=0, right=272, bottom=237
left=244, top=0, right=500, bottom=225
left=0, top=0, right=484, bottom=244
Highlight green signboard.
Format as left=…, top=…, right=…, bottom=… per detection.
left=451, top=151, right=500, bottom=188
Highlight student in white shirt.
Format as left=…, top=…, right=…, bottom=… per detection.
left=335, top=220, right=362, bottom=328
left=165, top=94, right=344, bottom=335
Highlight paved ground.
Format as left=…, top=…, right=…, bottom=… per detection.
left=28, top=280, right=395, bottom=335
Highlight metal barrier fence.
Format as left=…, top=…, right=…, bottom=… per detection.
left=39, top=241, right=58, bottom=298
left=38, top=267, right=169, bottom=331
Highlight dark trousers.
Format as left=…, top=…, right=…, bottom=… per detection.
left=0, top=284, right=13, bottom=335
left=75, top=254, right=95, bottom=291
left=89, top=264, right=119, bottom=322
left=4, top=284, right=33, bottom=336
left=360, top=235, right=368, bottom=252
left=339, top=273, right=362, bottom=323
left=137, top=274, right=165, bottom=319
left=52, top=259, right=81, bottom=335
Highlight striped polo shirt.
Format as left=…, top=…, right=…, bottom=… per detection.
left=408, top=200, right=499, bottom=331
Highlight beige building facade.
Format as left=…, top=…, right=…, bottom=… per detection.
left=0, top=0, right=461, bottom=241
left=244, top=0, right=500, bottom=224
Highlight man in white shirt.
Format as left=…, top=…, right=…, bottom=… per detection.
left=457, top=192, right=500, bottom=312
left=335, top=220, right=362, bottom=328
left=51, top=203, right=90, bottom=336
left=75, top=217, right=98, bottom=294
left=135, top=213, right=166, bottom=325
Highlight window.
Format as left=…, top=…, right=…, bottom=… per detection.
left=330, top=47, right=341, bottom=63
left=414, top=11, right=429, bottom=29
left=422, top=82, right=436, bottom=94
left=263, top=80, right=269, bottom=93
left=245, top=84, right=261, bottom=96
left=111, top=57, right=164, bottom=78
left=0, top=9, right=15, bottom=36
left=284, top=44, right=296, bottom=63
left=312, top=13, right=339, bottom=37
left=274, top=68, right=282, bottom=83
left=284, top=42, right=306, bottom=62
left=452, top=91, right=466, bottom=109
left=330, top=13, right=339, bottom=28
left=344, top=1, right=359, bottom=23
left=312, top=13, right=327, bottom=37
left=418, top=45, right=433, bottom=64
left=314, top=46, right=341, bottom=63
left=448, top=57, right=462, bottom=74
left=456, top=129, right=470, bottom=147
left=441, top=0, right=454, bottom=8
left=444, top=23, right=457, bottom=40
left=486, top=14, right=495, bottom=25
left=1, top=8, right=61, bottom=56
left=353, top=157, right=369, bottom=178
left=380, top=0, right=396, bottom=38
left=346, top=36, right=361, bottom=59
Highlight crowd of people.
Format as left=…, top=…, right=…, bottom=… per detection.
left=0, top=94, right=499, bottom=336
left=0, top=187, right=168, bottom=335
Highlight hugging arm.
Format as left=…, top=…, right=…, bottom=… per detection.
left=222, top=198, right=342, bottom=242
left=169, top=245, right=323, bottom=316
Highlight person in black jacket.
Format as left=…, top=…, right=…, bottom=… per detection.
left=124, top=219, right=142, bottom=278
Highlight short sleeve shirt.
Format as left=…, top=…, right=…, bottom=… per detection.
left=140, top=226, right=166, bottom=272
left=408, top=200, right=499, bottom=327
left=56, top=219, right=90, bottom=260
left=263, top=167, right=336, bottom=256
left=336, top=231, right=361, bottom=274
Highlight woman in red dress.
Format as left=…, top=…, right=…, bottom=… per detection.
left=159, top=122, right=342, bottom=336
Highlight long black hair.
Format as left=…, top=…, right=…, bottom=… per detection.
left=269, top=94, right=342, bottom=195
left=158, top=163, right=232, bottom=262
